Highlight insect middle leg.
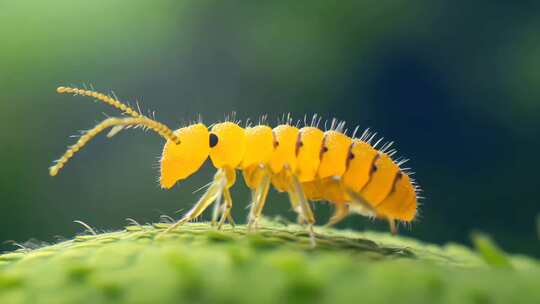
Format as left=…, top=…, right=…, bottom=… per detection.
left=211, top=192, right=223, bottom=226
left=286, top=187, right=307, bottom=225
left=247, top=172, right=271, bottom=230
left=211, top=191, right=237, bottom=228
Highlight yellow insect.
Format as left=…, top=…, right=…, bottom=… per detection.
left=50, top=86, right=421, bottom=243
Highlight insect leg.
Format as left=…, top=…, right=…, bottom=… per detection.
left=217, top=186, right=234, bottom=229
left=210, top=191, right=223, bottom=226
left=286, top=189, right=307, bottom=225
left=226, top=211, right=236, bottom=227
left=289, top=173, right=316, bottom=246
left=247, top=189, right=259, bottom=229
left=163, top=170, right=226, bottom=233
left=247, top=172, right=271, bottom=230
left=387, top=218, right=398, bottom=235
left=325, top=203, right=350, bottom=227
left=211, top=193, right=236, bottom=227
left=345, top=186, right=398, bottom=235
left=217, top=167, right=237, bottom=229
left=344, top=187, right=378, bottom=217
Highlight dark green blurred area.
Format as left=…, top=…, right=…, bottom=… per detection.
left=1, top=0, right=539, bottom=256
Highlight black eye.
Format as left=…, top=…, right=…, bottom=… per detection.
left=209, top=133, right=219, bottom=148
left=321, top=146, right=329, bottom=153
left=371, top=164, right=378, bottom=173
left=348, top=152, right=355, bottom=160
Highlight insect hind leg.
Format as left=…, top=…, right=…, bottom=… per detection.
left=288, top=172, right=316, bottom=247
left=325, top=203, right=350, bottom=227
left=387, top=218, right=398, bottom=235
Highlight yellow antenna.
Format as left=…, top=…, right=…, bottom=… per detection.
left=56, top=86, right=177, bottom=140
left=57, top=86, right=142, bottom=118
left=50, top=106, right=181, bottom=176
left=50, top=117, right=180, bottom=176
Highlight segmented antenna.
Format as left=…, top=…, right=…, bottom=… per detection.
left=56, top=86, right=179, bottom=140
left=57, top=86, right=141, bottom=118
left=49, top=116, right=180, bottom=176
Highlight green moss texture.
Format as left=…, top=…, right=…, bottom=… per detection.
left=1, top=220, right=539, bottom=304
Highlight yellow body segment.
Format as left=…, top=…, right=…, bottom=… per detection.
left=241, top=125, right=274, bottom=169
left=318, top=131, right=352, bottom=179
left=320, top=177, right=349, bottom=204
left=160, top=123, right=210, bottom=189
left=302, top=180, right=324, bottom=201
left=271, top=169, right=291, bottom=192
left=242, top=164, right=266, bottom=189
left=209, top=122, right=246, bottom=169
left=376, top=173, right=416, bottom=221
left=342, top=141, right=379, bottom=192
left=268, top=125, right=299, bottom=174
left=296, top=127, right=324, bottom=182
left=400, top=183, right=418, bottom=221
left=360, top=153, right=400, bottom=207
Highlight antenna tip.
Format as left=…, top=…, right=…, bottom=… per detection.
left=49, top=167, right=58, bottom=176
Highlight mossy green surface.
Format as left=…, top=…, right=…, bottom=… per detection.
left=1, top=220, right=539, bottom=304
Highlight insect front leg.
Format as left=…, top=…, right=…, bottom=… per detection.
left=210, top=193, right=236, bottom=228
left=211, top=191, right=223, bottom=226
left=217, top=187, right=234, bottom=229
left=217, top=167, right=237, bottom=229
left=163, top=169, right=227, bottom=233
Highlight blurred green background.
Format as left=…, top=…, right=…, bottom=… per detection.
left=1, top=0, right=539, bottom=256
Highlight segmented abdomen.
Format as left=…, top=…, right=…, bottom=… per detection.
left=253, top=122, right=419, bottom=222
